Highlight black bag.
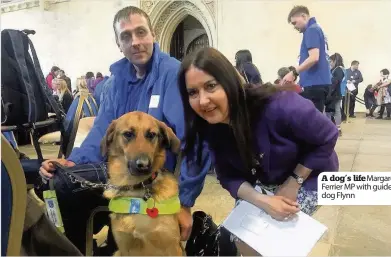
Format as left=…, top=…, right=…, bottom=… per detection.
left=1, top=29, right=63, bottom=126
left=186, top=211, right=237, bottom=256
left=1, top=29, right=65, bottom=161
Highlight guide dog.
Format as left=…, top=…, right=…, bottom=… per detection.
left=101, top=112, right=183, bottom=256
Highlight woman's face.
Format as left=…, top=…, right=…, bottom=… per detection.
left=52, top=81, right=59, bottom=90
left=185, top=65, right=229, bottom=124
left=330, top=59, right=336, bottom=69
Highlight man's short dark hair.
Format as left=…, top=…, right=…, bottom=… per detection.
left=51, top=66, right=60, bottom=73
left=113, top=6, right=153, bottom=38
left=380, top=69, right=390, bottom=76
left=351, top=60, right=359, bottom=66
left=287, top=5, right=310, bottom=23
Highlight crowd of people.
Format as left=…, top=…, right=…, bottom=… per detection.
left=44, top=67, right=108, bottom=113
left=235, top=6, right=390, bottom=139
left=32, top=4, right=390, bottom=255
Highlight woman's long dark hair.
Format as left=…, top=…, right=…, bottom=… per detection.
left=235, top=49, right=252, bottom=68
left=330, top=53, right=344, bottom=68
left=178, top=47, right=278, bottom=171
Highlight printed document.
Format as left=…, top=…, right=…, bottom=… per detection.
left=222, top=186, right=327, bottom=256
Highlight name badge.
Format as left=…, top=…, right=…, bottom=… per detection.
left=130, top=199, right=141, bottom=214
left=43, top=190, right=65, bottom=233
left=149, top=95, right=160, bottom=108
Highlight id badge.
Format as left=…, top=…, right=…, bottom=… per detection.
left=43, top=190, right=65, bottom=233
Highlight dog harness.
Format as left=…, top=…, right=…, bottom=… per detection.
left=109, top=195, right=180, bottom=218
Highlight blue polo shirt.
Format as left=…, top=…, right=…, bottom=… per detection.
left=299, top=17, right=331, bottom=87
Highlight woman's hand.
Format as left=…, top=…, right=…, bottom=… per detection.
left=237, top=181, right=299, bottom=221
left=275, top=177, right=300, bottom=202
left=257, top=195, right=300, bottom=221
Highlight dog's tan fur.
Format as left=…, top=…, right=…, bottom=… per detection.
left=101, top=112, right=183, bottom=256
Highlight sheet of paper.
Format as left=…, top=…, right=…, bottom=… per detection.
left=222, top=186, right=327, bottom=256
left=347, top=82, right=356, bottom=92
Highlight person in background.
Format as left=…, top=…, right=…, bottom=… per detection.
left=345, top=60, right=363, bottom=118
left=275, top=66, right=302, bottom=93
left=52, top=77, right=59, bottom=96
left=364, top=84, right=376, bottom=118
left=177, top=47, right=338, bottom=226
left=92, top=72, right=104, bottom=90
left=327, top=53, right=345, bottom=136
left=85, top=71, right=94, bottom=79
left=53, top=78, right=73, bottom=113
left=73, top=77, right=89, bottom=96
left=235, top=50, right=262, bottom=85
left=85, top=71, right=95, bottom=94
left=93, top=75, right=111, bottom=107
left=282, top=5, right=332, bottom=113
left=46, top=66, right=60, bottom=91
left=58, top=69, right=72, bottom=92
left=372, top=69, right=391, bottom=120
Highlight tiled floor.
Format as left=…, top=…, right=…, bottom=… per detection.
left=19, top=115, right=391, bottom=256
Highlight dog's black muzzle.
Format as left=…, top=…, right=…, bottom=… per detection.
left=128, top=154, right=152, bottom=176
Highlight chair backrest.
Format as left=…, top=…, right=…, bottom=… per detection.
left=2, top=131, right=18, bottom=149
left=1, top=135, right=27, bottom=256
left=61, top=91, right=98, bottom=158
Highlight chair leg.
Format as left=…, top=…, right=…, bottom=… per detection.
left=85, top=206, right=110, bottom=256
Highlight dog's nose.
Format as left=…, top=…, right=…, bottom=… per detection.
left=136, top=157, right=150, bottom=170
left=129, top=155, right=151, bottom=174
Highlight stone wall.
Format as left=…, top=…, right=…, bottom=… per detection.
left=2, top=0, right=391, bottom=112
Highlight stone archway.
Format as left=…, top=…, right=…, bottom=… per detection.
left=140, top=0, right=217, bottom=53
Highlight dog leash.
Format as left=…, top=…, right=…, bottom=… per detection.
left=50, top=161, right=159, bottom=195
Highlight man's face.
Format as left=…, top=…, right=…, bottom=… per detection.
left=351, top=64, right=359, bottom=71
left=115, top=14, right=155, bottom=66
left=380, top=72, right=388, bottom=80
left=290, top=14, right=308, bottom=33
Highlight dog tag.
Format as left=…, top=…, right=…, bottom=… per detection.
left=129, top=199, right=141, bottom=214
left=43, top=190, right=65, bottom=233
left=146, top=207, right=159, bottom=218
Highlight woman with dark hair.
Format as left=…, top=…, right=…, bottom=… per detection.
left=235, top=50, right=262, bottom=85
left=327, top=53, right=346, bottom=136
left=178, top=47, right=339, bottom=224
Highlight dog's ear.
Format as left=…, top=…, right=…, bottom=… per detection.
left=157, top=120, right=180, bottom=153
left=101, top=120, right=117, bottom=157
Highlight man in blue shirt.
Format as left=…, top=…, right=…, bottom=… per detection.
left=282, top=5, right=332, bottom=112
left=39, top=6, right=210, bottom=253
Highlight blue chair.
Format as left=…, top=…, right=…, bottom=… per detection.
left=1, top=135, right=27, bottom=256
left=2, top=131, right=18, bottom=149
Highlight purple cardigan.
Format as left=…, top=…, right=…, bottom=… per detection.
left=208, top=91, right=339, bottom=199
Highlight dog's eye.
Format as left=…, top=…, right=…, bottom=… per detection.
left=146, top=131, right=157, bottom=140
left=123, top=131, right=135, bottom=140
